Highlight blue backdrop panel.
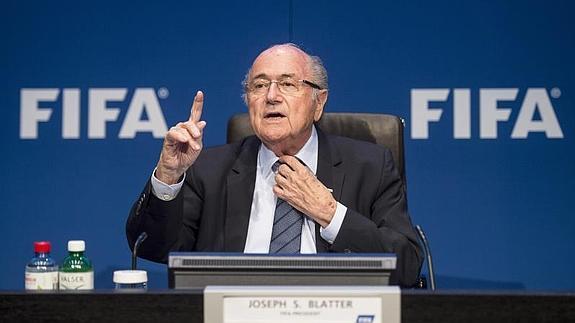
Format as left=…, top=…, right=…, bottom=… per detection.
left=1, top=0, right=573, bottom=290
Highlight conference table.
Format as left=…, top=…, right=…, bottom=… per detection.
left=1, top=289, right=574, bottom=322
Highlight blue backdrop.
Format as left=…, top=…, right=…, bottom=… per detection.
left=1, top=0, right=573, bottom=290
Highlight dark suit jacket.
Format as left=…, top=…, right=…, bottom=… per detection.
left=127, top=128, right=423, bottom=286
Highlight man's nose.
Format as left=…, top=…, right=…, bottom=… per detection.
left=266, top=82, right=283, bottom=104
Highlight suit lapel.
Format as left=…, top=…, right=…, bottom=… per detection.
left=315, top=128, right=344, bottom=252
left=224, top=136, right=260, bottom=251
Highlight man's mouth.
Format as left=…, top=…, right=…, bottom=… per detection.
left=264, top=112, right=286, bottom=119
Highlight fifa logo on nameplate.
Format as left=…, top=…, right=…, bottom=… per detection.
left=356, top=315, right=375, bottom=323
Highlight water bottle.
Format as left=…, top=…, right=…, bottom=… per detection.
left=25, top=241, right=59, bottom=290
left=59, top=240, right=94, bottom=290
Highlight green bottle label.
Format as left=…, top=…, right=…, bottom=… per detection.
left=59, top=271, right=94, bottom=290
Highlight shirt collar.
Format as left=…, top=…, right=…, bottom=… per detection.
left=258, top=125, right=319, bottom=178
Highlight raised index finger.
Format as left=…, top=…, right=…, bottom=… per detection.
left=189, top=90, right=204, bottom=123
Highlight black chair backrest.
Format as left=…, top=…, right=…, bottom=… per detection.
left=226, top=112, right=406, bottom=182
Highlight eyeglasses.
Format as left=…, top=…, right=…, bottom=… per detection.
left=247, top=78, right=322, bottom=95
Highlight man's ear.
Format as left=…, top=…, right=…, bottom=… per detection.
left=313, top=90, right=329, bottom=122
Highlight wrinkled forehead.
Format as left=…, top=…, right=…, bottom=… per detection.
left=249, top=46, right=310, bottom=80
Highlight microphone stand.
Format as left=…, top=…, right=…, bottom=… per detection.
left=131, top=232, right=148, bottom=270
left=415, top=225, right=436, bottom=290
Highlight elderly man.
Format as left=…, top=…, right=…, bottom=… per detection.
left=126, top=44, right=423, bottom=286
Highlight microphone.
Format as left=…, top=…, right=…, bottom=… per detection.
left=131, top=232, right=148, bottom=270
left=415, top=225, right=436, bottom=290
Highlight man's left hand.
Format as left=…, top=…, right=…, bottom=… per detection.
left=273, top=155, right=337, bottom=228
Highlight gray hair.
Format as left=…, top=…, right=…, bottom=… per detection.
left=241, top=43, right=328, bottom=104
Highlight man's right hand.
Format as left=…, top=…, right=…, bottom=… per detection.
left=155, top=91, right=206, bottom=184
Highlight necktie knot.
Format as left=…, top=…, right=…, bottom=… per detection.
left=272, top=160, right=281, bottom=173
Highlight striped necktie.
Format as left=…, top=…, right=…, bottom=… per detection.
left=269, top=161, right=303, bottom=253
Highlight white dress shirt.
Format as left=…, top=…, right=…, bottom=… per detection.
left=150, top=125, right=347, bottom=252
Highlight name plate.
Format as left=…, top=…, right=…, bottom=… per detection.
left=204, top=286, right=400, bottom=323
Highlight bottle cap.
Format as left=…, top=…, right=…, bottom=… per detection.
left=113, top=270, right=148, bottom=284
left=34, top=241, right=51, bottom=253
left=68, top=240, right=86, bottom=252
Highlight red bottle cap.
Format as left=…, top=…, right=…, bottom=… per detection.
left=34, top=241, right=51, bottom=253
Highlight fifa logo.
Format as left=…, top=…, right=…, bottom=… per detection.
left=410, top=88, right=564, bottom=139
left=20, top=88, right=169, bottom=139
left=356, top=315, right=375, bottom=323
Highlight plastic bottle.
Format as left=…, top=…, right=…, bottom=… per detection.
left=59, top=240, right=94, bottom=290
left=25, top=241, right=59, bottom=290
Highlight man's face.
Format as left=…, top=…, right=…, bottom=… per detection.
left=246, top=46, right=327, bottom=152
